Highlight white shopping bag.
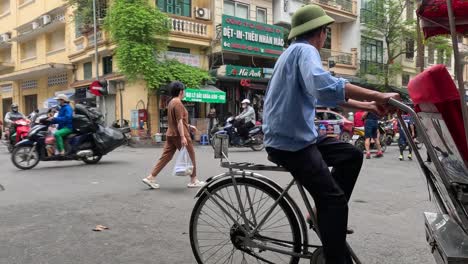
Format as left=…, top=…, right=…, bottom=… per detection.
left=173, top=147, right=194, bottom=177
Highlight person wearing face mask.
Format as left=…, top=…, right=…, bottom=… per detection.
left=235, top=99, right=256, bottom=142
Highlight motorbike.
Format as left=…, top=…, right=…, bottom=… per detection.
left=11, top=104, right=131, bottom=170
left=383, top=120, right=397, bottom=146
left=353, top=123, right=387, bottom=153
left=4, top=118, right=30, bottom=153
left=211, top=117, right=264, bottom=151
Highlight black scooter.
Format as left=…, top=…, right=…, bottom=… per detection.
left=11, top=106, right=130, bottom=170
left=211, top=117, right=264, bottom=151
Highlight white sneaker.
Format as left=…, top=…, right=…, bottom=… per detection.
left=142, top=178, right=160, bottom=189
left=187, top=180, right=205, bottom=188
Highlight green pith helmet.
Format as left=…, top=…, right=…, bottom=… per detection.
left=288, top=5, right=335, bottom=40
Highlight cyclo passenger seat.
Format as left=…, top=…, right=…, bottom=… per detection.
left=408, top=64, right=468, bottom=165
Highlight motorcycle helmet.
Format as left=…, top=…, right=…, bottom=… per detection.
left=11, top=103, right=18, bottom=112
left=241, top=99, right=251, bottom=105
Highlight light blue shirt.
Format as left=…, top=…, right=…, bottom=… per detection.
left=263, top=40, right=348, bottom=151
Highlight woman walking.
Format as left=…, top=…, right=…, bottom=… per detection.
left=142, top=81, right=204, bottom=189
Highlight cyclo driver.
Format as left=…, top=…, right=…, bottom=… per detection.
left=263, top=5, right=400, bottom=264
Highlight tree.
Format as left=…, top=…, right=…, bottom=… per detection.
left=68, top=0, right=107, bottom=33
left=360, top=0, right=416, bottom=90
left=104, top=0, right=210, bottom=89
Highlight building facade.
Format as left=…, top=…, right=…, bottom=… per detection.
left=0, top=0, right=215, bottom=137
left=0, top=0, right=73, bottom=120
left=273, top=0, right=359, bottom=79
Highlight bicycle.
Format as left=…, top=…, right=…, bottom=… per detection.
left=189, top=134, right=361, bottom=264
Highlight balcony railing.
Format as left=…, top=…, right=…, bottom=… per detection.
left=424, top=56, right=452, bottom=69
left=169, top=18, right=208, bottom=37
left=318, top=0, right=354, bottom=13
left=320, top=49, right=355, bottom=66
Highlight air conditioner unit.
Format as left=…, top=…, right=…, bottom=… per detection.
left=1, top=33, right=11, bottom=42
left=32, top=22, right=40, bottom=30
left=195, top=7, right=211, bottom=20
left=42, top=15, right=52, bottom=25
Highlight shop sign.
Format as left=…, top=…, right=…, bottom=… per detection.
left=222, top=15, right=285, bottom=58
left=226, top=65, right=263, bottom=79
left=184, top=88, right=226, bottom=103
left=163, top=51, right=201, bottom=67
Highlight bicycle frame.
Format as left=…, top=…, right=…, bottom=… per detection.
left=196, top=155, right=363, bottom=263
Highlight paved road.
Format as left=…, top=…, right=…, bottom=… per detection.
left=0, top=144, right=434, bottom=264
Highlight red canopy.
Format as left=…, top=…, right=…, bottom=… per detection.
left=417, top=0, right=468, bottom=39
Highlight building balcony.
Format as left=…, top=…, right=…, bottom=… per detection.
left=312, top=0, right=357, bottom=22
left=320, top=48, right=357, bottom=67
left=13, top=7, right=66, bottom=43
left=73, top=30, right=107, bottom=54
left=424, top=56, right=452, bottom=69
left=168, top=17, right=212, bottom=39
left=0, top=61, right=14, bottom=71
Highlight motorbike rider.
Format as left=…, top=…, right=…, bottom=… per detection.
left=4, top=103, right=26, bottom=139
left=48, top=94, right=73, bottom=155
left=235, top=99, right=256, bottom=142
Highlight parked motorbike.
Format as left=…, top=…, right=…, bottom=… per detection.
left=353, top=124, right=387, bottom=153
left=11, top=104, right=131, bottom=170
left=211, top=117, right=264, bottom=151
left=5, top=118, right=30, bottom=153
left=383, top=120, right=396, bottom=146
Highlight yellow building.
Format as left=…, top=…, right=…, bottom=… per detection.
left=0, top=0, right=73, bottom=119
left=0, top=0, right=215, bottom=137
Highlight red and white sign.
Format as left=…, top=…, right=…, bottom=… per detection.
left=89, top=81, right=103, bottom=96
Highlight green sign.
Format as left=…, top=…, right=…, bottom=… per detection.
left=222, top=15, right=285, bottom=58
left=184, top=88, right=226, bottom=103
left=226, top=65, right=263, bottom=79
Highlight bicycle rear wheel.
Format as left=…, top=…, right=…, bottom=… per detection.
left=190, top=177, right=302, bottom=264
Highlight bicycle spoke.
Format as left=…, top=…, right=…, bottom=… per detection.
left=192, top=181, right=300, bottom=264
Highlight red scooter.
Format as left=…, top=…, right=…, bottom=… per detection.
left=5, top=119, right=30, bottom=153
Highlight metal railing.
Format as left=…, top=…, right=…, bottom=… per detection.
left=169, top=17, right=208, bottom=37
left=424, top=56, right=452, bottom=69
left=318, top=0, right=354, bottom=13
left=320, top=48, right=354, bottom=65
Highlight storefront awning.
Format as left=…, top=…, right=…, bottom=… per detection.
left=183, top=85, right=226, bottom=103
left=0, top=63, right=73, bottom=81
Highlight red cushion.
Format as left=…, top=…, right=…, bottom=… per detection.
left=408, top=64, right=468, bottom=163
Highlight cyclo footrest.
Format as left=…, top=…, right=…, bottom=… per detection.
left=424, top=212, right=468, bottom=263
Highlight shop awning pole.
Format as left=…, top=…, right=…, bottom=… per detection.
left=445, top=0, right=468, bottom=148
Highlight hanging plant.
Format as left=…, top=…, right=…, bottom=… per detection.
left=68, top=0, right=98, bottom=33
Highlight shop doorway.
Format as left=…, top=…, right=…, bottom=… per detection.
left=2, top=98, right=12, bottom=121
left=24, top=95, right=37, bottom=115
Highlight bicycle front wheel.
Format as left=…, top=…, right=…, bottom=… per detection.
left=190, top=177, right=302, bottom=264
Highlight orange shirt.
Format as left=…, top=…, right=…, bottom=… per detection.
left=166, top=98, right=190, bottom=137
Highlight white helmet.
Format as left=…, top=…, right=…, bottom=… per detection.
left=241, top=99, right=250, bottom=104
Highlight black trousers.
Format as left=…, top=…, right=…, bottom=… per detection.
left=266, top=136, right=363, bottom=264
left=239, top=122, right=255, bottom=139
